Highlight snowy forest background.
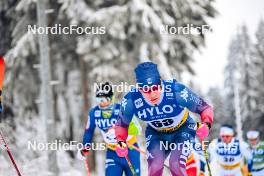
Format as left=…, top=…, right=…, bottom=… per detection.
left=0, top=0, right=263, bottom=175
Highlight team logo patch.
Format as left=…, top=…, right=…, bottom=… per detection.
left=102, top=110, right=112, bottom=118
left=147, top=78, right=152, bottom=84
left=164, top=79, right=173, bottom=83
left=134, top=98, right=143, bottom=108
left=121, top=98, right=127, bottom=110
left=180, top=88, right=189, bottom=102
left=114, top=109, right=119, bottom=115
left=95, top=110, right=101, bottom=117
left=166, top=92, right=173, bottom=97
left=188, top=123, right=196, bottom=130
left=146, top=151, right=154, bottom=159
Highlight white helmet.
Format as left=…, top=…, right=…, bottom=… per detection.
left=220, top=125, right=234, bottom=136
left=246, top=130, right=259, bottom=139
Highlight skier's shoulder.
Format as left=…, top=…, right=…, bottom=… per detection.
left=234, top=138, right=250, bottom=149
left=114, top=102, right=121, bottom=109
left=231, top=137, right=242, bottom=146
left=112, top=103, right=122, bottom=113
left=123, top=87, right=138, bottom=100
left=122, top=87, right=142, bottom=104
left=170, top=79, right=188, bottom=91
left=233, top=137, right=240, bottom=143
left=163, top=79, right=176, bottom=85
left=259, top=141, right=264, bottom=147
left=88, top=105, right=100, bottom=118
left=120, top=92, right=136, bottom=113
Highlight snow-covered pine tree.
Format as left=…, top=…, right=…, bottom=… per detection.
left=236, top=26, right=260, bottom=132
left=247, top=19, right=264, bottom=134
left=60, top=0, right=217, bottom=81
left=0, top=0, right=18, bottom=56
left=224, top=36, right=240, bottom=124
left=207, top=87, right=230, bottom=138
left=37, top=0, right=59, bottom=174
left=224, top=25, right=262, bottom=138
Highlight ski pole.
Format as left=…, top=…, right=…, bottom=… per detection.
left=84, top=159, right=91, bottom=176
left=127, top=143, right=146, bottom=155
left=202, top=141, right=212, bottom=176
left=0, top=57, right=23, bottom=176
left=197, top=123, right=212, bottom=176
left=81, top=146, right=91, bottom=176
left=0, top=130, right=23, bottom=176
left=124, top=154, right=137, bottom=176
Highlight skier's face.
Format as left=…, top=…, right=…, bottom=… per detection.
left=139, top=84, right=162, bottom=105
left=96, top=97, right=112, bottom=108
left=248, top=138, right=259, bottom=146
left=221, top=135, right=233, bottom=144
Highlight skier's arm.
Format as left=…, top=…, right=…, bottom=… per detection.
left=174, top=82, right=214, bottom=127
left=115, top=95, right=135, bottom=142
left=241, top=141, right=253, bottom=172
left=128, top=116, right=142, bottom=136
left=82, top=110, right=96, bottom=148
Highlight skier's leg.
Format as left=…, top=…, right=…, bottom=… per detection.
left=105, top=150, right=123, bottom=176
left=146, top=128, right=167, bottom=176
left=169, top=121, right=196, bottom=176
left=186, top=153, right=198, bottom=176
left=124, top=144, right=141, bottom=176
left=169, top=139, right=192, bottom=176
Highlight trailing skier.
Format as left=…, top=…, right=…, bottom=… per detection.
left=247, top=130, right=264, bottom=176
left=77, top=82, right=141, bottom=176
left=209, top=125, right=253, bottom=176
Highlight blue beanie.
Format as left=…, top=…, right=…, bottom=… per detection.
left=134, top=62, right=161, bottom=87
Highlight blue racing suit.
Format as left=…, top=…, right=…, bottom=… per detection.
left=83, top=103, right=141, bottom=176
left=116, top=79, right=213, bottom=176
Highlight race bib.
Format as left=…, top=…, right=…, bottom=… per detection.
left=147, top=109, right=188, bottom=132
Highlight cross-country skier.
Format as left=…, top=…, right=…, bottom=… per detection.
left=114, top=61, right=214, bottom=176
left=246, top=130, right=264, bottom=176
left=77, top=82, right=141, bottom=176
left=208, top=124, right=253, bottom=176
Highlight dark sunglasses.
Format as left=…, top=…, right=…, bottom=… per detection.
left=248, top=138, right=258, bottom=141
